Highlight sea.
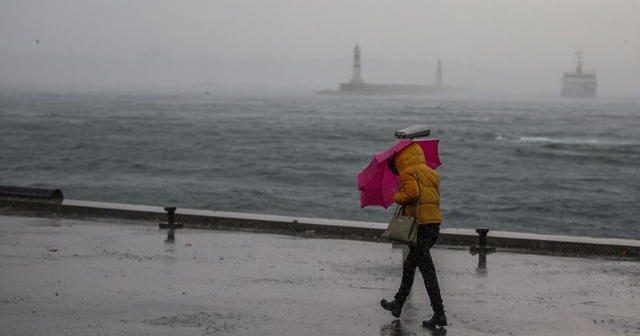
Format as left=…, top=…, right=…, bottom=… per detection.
left=1, top=87, right=639, bottom=240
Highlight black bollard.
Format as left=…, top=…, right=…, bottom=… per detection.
left=470, top=227, right=496, bottom=271
left=477, top=228, right=489, bottom=248
left=159, top=206, right=183, bottom=243
left=165, top=207, right=176, bottom=242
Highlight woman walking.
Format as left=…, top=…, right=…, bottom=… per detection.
left=380, top=142, right=447, bottom=328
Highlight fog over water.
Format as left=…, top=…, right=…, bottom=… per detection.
left=1, top=0, right=639, bottom=97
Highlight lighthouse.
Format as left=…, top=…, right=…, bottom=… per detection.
left=350, top=44, right=363, bottom=84
left=435, top=59, right=444, bottom=87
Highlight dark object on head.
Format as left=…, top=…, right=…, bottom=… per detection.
left=395, top=125, right=430, bottom=139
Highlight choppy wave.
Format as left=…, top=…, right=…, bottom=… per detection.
left=517, top=136, right=636, bottom=146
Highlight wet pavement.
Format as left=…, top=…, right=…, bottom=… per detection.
left=1, top=215, right=639, bottom=336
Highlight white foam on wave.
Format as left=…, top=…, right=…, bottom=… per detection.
left=510, top=136, right=636, bottom=146
left=520, top=136, right=599, bottom=145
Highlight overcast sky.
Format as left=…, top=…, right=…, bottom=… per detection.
left=1, top=0, right=638, bottom=96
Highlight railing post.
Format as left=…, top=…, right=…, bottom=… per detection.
left=159, top=206, right=183, bottom=243
left=470, top=227, right=496, bottom=276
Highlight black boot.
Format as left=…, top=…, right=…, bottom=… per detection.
left=380, top=299, right=403, bottom=318
left=422, top=310, right=447, bottom=328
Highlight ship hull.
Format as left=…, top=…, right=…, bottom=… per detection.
left=561, top=76, right=597, bottom=98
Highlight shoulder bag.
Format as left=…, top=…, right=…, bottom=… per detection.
left=381, top=170, right=420, bottom=246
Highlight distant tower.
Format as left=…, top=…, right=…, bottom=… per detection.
left=574, top=50, right=584, bottom=74
left=435, top=59, right=444, bottom=87
left=351, top=44, right=363, bottom=84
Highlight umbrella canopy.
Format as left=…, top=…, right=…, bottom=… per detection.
left=357, top=139, right=440, bottom=209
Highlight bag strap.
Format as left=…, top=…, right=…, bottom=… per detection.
left=393, top=204, right=402, bottom=216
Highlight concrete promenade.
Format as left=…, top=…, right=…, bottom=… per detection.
left=1, top=215, right=639, bottom=336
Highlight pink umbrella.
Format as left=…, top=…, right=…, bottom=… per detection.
left=357, top=139, right=441, bottom=209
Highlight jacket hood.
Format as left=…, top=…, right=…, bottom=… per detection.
left=395, top=142, right=426, bottom=172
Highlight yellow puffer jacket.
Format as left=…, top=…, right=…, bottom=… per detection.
left=392, top=142, right=442, bottom=225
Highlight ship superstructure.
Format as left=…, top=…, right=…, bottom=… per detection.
left=561, top=51, right=597, bottom=98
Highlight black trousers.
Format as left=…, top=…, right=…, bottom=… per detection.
left=394, top=224, right=444, bottom=313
